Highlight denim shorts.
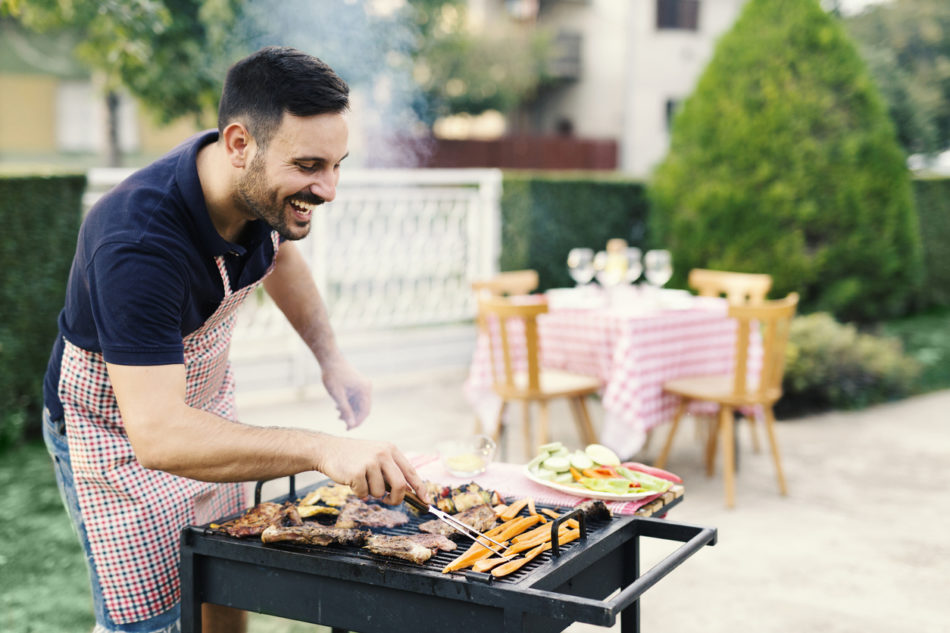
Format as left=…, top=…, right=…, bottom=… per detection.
left=42, top=407, right=182, bottom=633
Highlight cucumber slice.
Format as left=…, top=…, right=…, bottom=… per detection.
left=535, top=467, right=557, bottom=480
left=551, top=471, right=574, bottom=484
left=537, top=441, right=565, bottom=454
left=569, top=451, right=594, bottom=470
left=542, top=455, right=571, bottom=473
left=584, top=443, right=621, bottom=467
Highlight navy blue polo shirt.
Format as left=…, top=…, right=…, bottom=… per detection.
left=43, top=130, right=278, bottom=420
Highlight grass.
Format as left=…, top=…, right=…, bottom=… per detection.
left=2, top=309, right=948, bottom=632
left=0, top=442, right=95, bottom=633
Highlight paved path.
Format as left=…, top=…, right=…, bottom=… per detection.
left=239, top=370, right=950, bottom=633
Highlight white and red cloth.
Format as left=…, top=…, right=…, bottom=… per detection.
left=411, top=454, right=663, bottom=515
left=58, top=232, right=280, bottom=624
left=464, top=292, right=760, bottom=459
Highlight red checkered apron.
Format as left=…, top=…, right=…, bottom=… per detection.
left=57, top=231, right=280, bottom=624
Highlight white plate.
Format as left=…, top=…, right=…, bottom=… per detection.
left=523, top=465, right=666, bottom=501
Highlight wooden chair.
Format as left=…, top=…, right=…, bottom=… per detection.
left=654, top=293, right=799, bottom=508
left=471, top=269, right=539, bottom=298
left=687, top=268, right=774, bottom=452
left=477, top=295, right=601, bottom=460
left=688, top=268, right=773, bottom=305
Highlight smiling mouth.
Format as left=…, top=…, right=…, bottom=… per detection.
left=289, top=198, right=321, bottom=221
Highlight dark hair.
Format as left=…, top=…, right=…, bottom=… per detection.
left=218, top=46, right=349, bottom=148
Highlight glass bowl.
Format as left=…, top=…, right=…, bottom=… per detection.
left=437, top=435, right=496, bottom=478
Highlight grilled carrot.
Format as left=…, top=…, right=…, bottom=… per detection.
left=491, top=529, right=582, bottom=578
left=504, top=524, right=577, bottom=556
left=511, top=519, right=579, bottom=544
left=498, top=497, right=530, bottom=521
left=471, top=557, right=512, bottom=573
left=527, top=498, right=537, bottom=516
left=441, top=537, right=508, bottom=573
left=540, top=508, right=562, bottom=520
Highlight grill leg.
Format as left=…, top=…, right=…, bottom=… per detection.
left=620, top=531, right=641, bottom=633
left=179, top=548, right=202, bottom=633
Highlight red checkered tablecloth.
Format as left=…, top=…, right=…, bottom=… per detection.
left=464, top=294, right=760, bottom=458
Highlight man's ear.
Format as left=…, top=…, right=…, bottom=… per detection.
left=221, top=122, right=254, bottom=168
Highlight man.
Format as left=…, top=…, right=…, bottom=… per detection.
left=41, top=46, right=423, bottom=633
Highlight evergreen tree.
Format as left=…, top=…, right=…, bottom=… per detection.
left=650, top=0, right=922, bottom=321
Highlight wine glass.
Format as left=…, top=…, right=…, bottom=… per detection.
left=644, top=249, right=673, bottom=288
left=624, top=247, right=643, bottom=284
left=594, top=250, right=625, bottom=287
left=567, top=248, right=595, bottom=286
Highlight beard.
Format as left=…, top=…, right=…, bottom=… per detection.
left=236, top=152, right=321, bottom=241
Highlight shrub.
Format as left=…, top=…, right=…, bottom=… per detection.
left=911, top=177, right=950, bottom=309
left=778, top=312, right=920, bottom=417
left=649, top=0, right=923, bottom=322
left=0, top=174, right=84, bottom=450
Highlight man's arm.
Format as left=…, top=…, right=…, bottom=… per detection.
left=107, top=362, right=420, bottom=502
left=263, top=241, right=371, bottom=428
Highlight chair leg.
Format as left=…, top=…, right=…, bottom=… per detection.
left=705, top=415, right=719, bottom=477
left=522, top=401, right=533, bottom=461
left=655, top=399, right=687, bottom=469
left=720, top=406, right=736, bottom=509
left=747, top=412, right=762, bottom=453
left=570, top=397, right=599, bottom=446
left=763, top=405, right=788, bottom=495
left=537, top=400, right=550, bottom=456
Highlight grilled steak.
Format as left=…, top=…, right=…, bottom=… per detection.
left=405, top=533, right=457, bottom=552
left=335, top=499, right=410, bottom=529
left=418, top=503, right=497, bottom=537
left=261, top=524, right=370, bottom=547
left=363, top=534, right=455, bottom=564
left=217, top=501, right=303, bottom=538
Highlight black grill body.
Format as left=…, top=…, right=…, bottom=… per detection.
left=179, top=477, right=715, bottom=633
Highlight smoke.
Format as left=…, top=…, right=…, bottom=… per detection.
left=234, top=0, right=434, bottom=167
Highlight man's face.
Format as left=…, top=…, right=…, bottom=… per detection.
left=236, top=111, right=349, bottom=241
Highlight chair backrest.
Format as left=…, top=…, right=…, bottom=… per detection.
left=477, top=295, right=549, bottom=397
left=471, top=270, right=539, bottom=298
left=728, top=292, right=799, bottom=402
left=689, top=268, right=773, bottom=305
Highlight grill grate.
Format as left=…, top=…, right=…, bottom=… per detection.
left=203, top=476, right=610, bottom=584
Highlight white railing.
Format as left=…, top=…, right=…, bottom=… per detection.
left=84, top=167, right=502, bottom=395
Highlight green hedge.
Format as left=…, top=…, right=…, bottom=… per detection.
left=0, top=174, right=84, bottom=450
left=911, top=177, right=950, bottom=309
left=499, top=171, right=649, bottom=290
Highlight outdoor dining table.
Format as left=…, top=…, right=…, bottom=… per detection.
left=465, top=286, right=760, bottom=458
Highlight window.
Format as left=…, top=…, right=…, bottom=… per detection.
left=665, top=99, right=682, bottom=131
left=657, top=0, right=700, bottom=31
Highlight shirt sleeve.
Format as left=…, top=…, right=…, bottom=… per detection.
left=87, top=241, right=189, bottom=366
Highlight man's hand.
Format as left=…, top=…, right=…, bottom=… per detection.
left=316, top=435, right=423, bottom=505
left=321, top=357, right=372, bottom=429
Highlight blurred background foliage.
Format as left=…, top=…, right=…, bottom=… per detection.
left=650, top=0, right=923, bottom=323
left=845, top=0, right=950, bottom=156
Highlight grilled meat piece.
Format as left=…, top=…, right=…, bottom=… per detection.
left=217, top=501, right=303, bottom=538
left=335, top=499, right=410, bottom=529
left=418, top=502, right=497, bottom=537
left=576, top=499, right=611, bottom=521
left=405, top=533, right=457, bottom=552
left=417, top=481, right=503, bottom=514
left=261, top=524, right=370, bottom=547
left=363, top=534, right=455, bottom=564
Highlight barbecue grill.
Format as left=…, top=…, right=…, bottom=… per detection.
left=180, top=476, right=716, bottom=633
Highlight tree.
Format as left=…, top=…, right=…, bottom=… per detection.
left=649, top=0, right=923, bottom=322
left=1, top=0, right=551, bottom=166
left=1, top=0, right=244, bottom=165
left=845, top=0, right=950, bottom=155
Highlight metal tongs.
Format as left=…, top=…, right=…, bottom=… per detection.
left=402, top=489, right=506, bottom=554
